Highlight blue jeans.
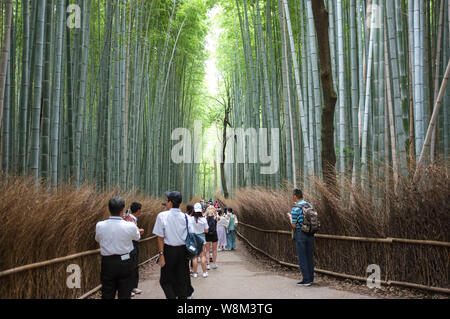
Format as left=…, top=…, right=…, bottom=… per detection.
left=294, top=230, right=315, bottom=283
left=226, top=230, right=236, bottom=249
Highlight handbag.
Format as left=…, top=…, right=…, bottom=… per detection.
left=184, top=214, right=203, bottom=260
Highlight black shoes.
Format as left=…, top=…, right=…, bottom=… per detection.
left=296, top=281, right=312, bottom=287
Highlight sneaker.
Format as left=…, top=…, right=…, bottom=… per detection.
left=131, top=292, right=136, bottom=297
left=192, top=273, right=198, bottom=278
left=132, top=288, right=142, bottom=294
left=296, top=281, right=312, bottom=287
left=203, top=272, right=208, bottom=278
left=212, top=264, right=218, bottom=269
left=206, top=264, right=210, bottom=270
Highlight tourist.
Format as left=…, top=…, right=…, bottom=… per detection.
left=205, top=206, right=219, bottom=270
left=152, top=191, right=193, bottom=299
left=128, top=202, right=144, bottom=295
left=287, top=188, right=315, bottom=286
left=217, top=210, right=228, bottom=251
left=190, top=203, right=209, bottom=278
left=225, top=208, right=238, bottom=250
left=95, top=197, right=141, bottom=299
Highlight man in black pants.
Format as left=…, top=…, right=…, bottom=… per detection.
left=152, top=191, right=193, bottom=299
left=128, top=202, right=144, bottom=295
left=95, top=197, right=141, bottom=299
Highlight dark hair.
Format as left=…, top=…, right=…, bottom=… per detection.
left=293, top=188, right=303, bottom=199
left=109, top=196, right=125, bottom=216
left=193, top=210, right=202, bottom=222
left=228, top=208, right=233, bottom=213
left=130, top=202, right=142, bottom=213
left=166, top=191, right=182, bottom=208
left=186, top=204, right=194, bottom=216
left=170, top=199, right=181, bottom=209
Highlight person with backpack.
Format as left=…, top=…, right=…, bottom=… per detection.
left=190, top=203, right=209, bottom=278
left=152, top=191, right=193, bottom=299
left=205, top=206, right=219, bottom=270
left=287, top=188, right=319, bottom=287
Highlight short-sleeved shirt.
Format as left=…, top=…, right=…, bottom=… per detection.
left=152, top=208, right=191, bottom=246
left=190, top=216, right=209, bottom=235
left=291, top=200, right=307, bottom=230
left=95, top=217, right=141, bottom=256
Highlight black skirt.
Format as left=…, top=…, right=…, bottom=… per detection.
left=205, top=232, right=218, bottom=243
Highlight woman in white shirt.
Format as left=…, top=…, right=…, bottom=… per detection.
left=190, top=203, right=209, bottom=278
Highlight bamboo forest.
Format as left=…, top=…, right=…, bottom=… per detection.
left=0, top=0, right=449, bottom=199
left=0, top=0, right=450, bottom=301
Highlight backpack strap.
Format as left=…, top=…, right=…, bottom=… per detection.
left=292, top=203, right=306, bottom=228
left=184, top=214, right=190, bottom=240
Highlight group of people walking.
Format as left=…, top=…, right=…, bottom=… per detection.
left=186, top=201, right=238, bottom=279
left=94, top=188, right=316, bottom=299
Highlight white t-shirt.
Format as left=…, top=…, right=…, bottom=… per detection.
left=95, top=217, right=141, bottom=256
left=189, top=216, right=209, bottom=234
left=152, top=208, right=192, bottom=246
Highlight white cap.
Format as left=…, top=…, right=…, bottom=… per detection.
left=194, top=203, right=203, bottom=213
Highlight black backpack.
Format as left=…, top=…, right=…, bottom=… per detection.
left=207, top=216, right=217, bottom=236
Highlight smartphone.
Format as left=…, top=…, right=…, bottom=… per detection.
left=155, top=255, right=160, bottom=264
left=125, top=209, right=130, bottom=218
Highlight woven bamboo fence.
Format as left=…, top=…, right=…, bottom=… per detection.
left=236, top=222, right=450, bottom=294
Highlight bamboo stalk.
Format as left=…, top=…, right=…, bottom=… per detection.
left=414, top=59, right=450, bottom=181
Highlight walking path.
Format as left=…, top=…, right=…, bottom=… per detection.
left=135, top=240, right=376, bottom=299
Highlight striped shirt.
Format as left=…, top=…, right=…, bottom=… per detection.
left=291, top=200, right=307, bottom=230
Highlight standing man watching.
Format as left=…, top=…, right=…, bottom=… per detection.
left=95, top=197, right=141, bottom=299
left=152, top=191, right=193, bottom=299
left=129, top=202, right=144, bottom=295
left=287, top=189, right=315, bottom=286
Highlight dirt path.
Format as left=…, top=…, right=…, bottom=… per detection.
left=135, top=239, right=376, bottom=299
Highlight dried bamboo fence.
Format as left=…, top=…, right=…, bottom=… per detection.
left=237, top=222, right=450, bottom=295
left=0, top=236, right=158, bottom=299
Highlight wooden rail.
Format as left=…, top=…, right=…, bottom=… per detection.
left=237, top=223, right=450, bottom=294
left=0, top=236, right=157, bottom=278
left=238, top=222, right=450, bottom=247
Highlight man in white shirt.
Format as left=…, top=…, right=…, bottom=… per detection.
left=95, top=196, right=141, bottom=299
left=152, top=191, right=192, bottom=299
